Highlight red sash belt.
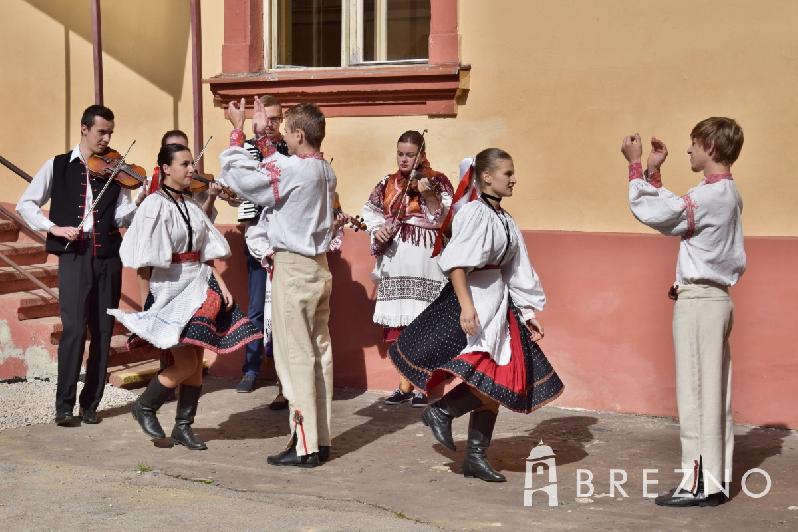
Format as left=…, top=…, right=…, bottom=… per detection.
left=474, top=264, right=500, bottom=272
left=172, top=251, right=200, bottom=263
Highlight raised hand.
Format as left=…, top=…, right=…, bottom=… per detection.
left=252, top=96, right=268, bottom=137
left=227, top=97, right=246, bottom=130
left=647, top=136, right=668, bottom=171
left=621, top=133, right=643, bottom=163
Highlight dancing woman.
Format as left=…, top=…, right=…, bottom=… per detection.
left=108, top=143, right=262, bottom=450
left=389, top=148, right=564, bottom=481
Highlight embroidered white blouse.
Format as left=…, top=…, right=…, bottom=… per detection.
left=107, top=192, right=230, bottom=349
left=219, top=131, right=337, bottom=258
left=437, top=200, right=546, bottom=365
left=627, top=162, right=746, bottom=286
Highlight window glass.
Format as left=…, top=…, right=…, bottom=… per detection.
left=386, top=0, right=429, bottom=61
left=277, top=0, right=342, bottom=67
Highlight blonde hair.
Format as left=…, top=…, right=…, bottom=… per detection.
left=285, top=103, right=325, bottom=149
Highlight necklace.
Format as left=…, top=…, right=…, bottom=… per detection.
left=480, top=193, right=511, bottom=265
left=159, top=185, right=193, bottom=253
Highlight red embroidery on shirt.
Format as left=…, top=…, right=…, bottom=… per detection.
left=628, top=162, right=643, bottom=181
left=296, top=152, right=325, bottom=160
left=261, top=160, right=282, bottom=202
left=254, top=136, right=277, bottom=158
left=704, top=173, right=733, bottom=185
left=229, top=129, right=245, bottom=148
left=647, top=169, right=663, bottom=188
left=682, top=194, right=698, bottom=239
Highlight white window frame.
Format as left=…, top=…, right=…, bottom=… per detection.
left=266, top=0, right=428, bottom=69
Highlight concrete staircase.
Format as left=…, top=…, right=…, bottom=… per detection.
left=0, top=213, right=163, bottom=387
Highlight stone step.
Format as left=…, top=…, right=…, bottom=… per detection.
left=0, top=241, right=48, bottom=266
left=0, top=219, right=20, bottom=243
left=107, top=334, right=162, bottom=367
left=108, top=358, right=209, bottom=388
left=50, top=319, right=128, bottom=345
left=0, top=288, right=60, bottom=320
left=0, top=263, right=58, bottom=294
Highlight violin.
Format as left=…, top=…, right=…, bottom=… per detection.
left=87, top=149, right=147, bottom=189
left=333, top=192, right=367, bottom=232
left=189, top=172, right=240, bottom=201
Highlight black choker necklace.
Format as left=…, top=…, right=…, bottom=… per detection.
left=162, top=183, right=189, bottom=196
left=481, top=192, right=502, bottom=203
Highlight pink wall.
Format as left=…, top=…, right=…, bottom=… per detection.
left=118, top=227, right=798, bottom=429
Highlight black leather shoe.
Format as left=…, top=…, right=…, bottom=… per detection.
left=319, top=446, right=331, bottom=462
left=79, top=408, right=102, bottom=424
left=421, top=383, right=483, bottom=451
left=654, top=488, right=728, bottom=507
left=54, top=412, right=79, bottom=427
left=267, top=438, right=322, bottom=468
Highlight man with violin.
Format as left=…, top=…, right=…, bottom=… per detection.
left=17, top=104, right=138, bottom=426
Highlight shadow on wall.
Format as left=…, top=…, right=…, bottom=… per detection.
left=25, top=0, right=190, bottom=133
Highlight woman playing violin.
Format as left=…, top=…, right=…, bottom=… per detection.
left=108, top=143, right=262, bottom=450
left=361, top=130, right=453, bottom=408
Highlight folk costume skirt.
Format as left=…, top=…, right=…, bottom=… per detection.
left=127, top=274, right=262, bottom=354
left=388, top=282, right=564, bottom=413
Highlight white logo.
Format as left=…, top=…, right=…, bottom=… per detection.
left=524, top=440, right=558, bottom=507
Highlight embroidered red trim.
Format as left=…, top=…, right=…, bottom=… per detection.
left=628, top=162, right=643, bottom=181
left=261, top=160, right=282, bottom=202
left=172, top=251, right=200, bottom=263
left=296, top=152, right=325, bottom=160
left=254, top=136, right=277, bottom=158
left=229, top=129, right=245, bottom=148
left=704, top=173, right=733, bottom=184
left=646, top=169, right=663, bottom=188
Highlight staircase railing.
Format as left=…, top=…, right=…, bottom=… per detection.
left=0, top=155, right=57, bottom=300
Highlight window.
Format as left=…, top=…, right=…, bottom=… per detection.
left=271, top=0, right=430, bottom=68
left=213, top=0, right=466, bottom=117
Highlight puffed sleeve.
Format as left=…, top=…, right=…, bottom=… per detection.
left=361, top=176, right=389, bottom=247
left=219, top=137, right=297, bottom=209
left=244, top=209, right=272, bottom=261
left=198, top=213, right=231, bottom=262
left=437, top=202, right=494, bottom=275
left=628, top=163, right=688, bottom=237
left=119, top=196, right=173, bottom=269
left=504, top=222, right=546, bottom=320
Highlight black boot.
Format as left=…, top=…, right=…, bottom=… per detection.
left=131, top=377, right=174, bottom=439
left=421, top=383, right=483, bottom=451
left=171, top=385, right=207, bottom=450
left=463, top=409, right=506, bottom=482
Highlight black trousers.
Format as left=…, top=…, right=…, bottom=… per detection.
left=55, top=250, right=122, bottom=414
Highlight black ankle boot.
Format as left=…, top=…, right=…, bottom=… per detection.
left=421, top=383, right=483, bottom=451
left=171, top=385, right=207, bottom=450
left=132, top=377, right=174, bottom=439
left=463, top=409, right=506, bottom=482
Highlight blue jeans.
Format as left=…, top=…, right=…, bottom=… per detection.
left=242, top=246, right=269, bottom=377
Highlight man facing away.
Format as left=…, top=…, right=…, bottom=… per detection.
left=621, top=117, right=746, bottom=507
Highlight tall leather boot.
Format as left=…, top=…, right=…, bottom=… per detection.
left=131, top=377, right=174, bottom=439
left=463, top=409, right=506, bottom=482
left=421, top=383, right=483, bottom=451
left=171, top=385, right=207, bottom=450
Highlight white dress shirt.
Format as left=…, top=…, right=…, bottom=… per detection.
left=628, top=164, right=746, bottom=286
left=16, top=145, right=137, bottom=233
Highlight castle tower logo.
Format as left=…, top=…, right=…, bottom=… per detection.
left=524, top=440, right=558, bottom=507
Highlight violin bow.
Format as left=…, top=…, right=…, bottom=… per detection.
left=192, top=135, right=213, bottom=168
left=65, top=140, right=136, bottom=250
left=390, top=129, right=428, bottom=220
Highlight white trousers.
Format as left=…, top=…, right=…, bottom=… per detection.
left=673, top=283, right=734, bottom=495
left=271, top=251, right=333, bottom=457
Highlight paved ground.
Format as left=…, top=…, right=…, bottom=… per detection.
left=1, top=377, right=796, bottom=531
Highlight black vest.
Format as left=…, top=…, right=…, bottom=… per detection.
left=46, top=152, right=122, bottom=257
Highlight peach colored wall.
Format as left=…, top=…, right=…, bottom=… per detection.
left=167, top=227, right=798, bottom=429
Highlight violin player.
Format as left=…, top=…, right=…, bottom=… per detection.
left=16, top=104, right=138, bottom=426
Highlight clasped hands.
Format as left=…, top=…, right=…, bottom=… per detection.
left=621, top=133, right=668, bottom=175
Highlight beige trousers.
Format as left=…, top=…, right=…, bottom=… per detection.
left=271, top=251, right=333, bottom=457
left=673, top=283, right=734, bottom=495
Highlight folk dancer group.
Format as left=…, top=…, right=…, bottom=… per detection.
left=16, top=100, right=745, bottom=506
